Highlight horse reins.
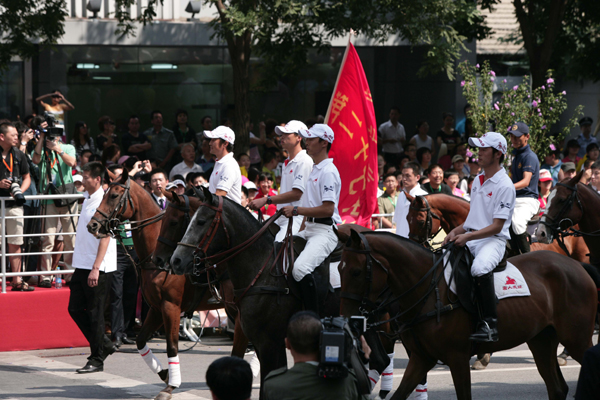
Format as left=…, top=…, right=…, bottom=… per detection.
left=157, top=195, right=193, bottom=250
left=408, top=195, right=442, bottom=248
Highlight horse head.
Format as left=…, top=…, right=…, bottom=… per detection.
left=87, top=171, right=135, bottom=237
left=170, top=186, right=230, bottom=275
left=538, top=169, right=585, bottom=244
left=339, top=229, right=389, bottom=319
left=152, top=189, right=203, bottom=269
left=407, top=195, right=441, bottom=246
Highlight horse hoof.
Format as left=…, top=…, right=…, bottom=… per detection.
left=479, top=353, right=490, bottom=367
left=154, top=392, right=172, bottom=400
left=557, top=356, right=567, bottom=366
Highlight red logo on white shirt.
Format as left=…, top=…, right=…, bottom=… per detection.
left=487, top=192, right=493, bottom=197
left=290, top=169, right=293, bottom=173
left=314, top=179, right=318, bottom=181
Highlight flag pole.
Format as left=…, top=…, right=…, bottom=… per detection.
left=324, top=30, right=355, bottom=124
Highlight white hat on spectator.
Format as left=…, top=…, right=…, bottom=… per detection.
left=166, top=179, right=185, bottom=190
left=298, top=124, right=335, bottom=143
left=275, top=120, right=308, bottom=136
left=204, top=126, right=235, bottom=145
left=73, top=174, right=83, bottom=183
left=243, top=181, right=258, bottom=191
left=468, top=132, right=508, bottom=154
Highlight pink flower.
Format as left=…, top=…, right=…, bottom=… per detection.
left=489, top=71, right=496, bottom=77
left=511, top=112, right=515, bottom=116
left=528, top=95, right=531, bottom=98
left=555, top=99, right=559, bottom=102
left=537, top=108, right=541, bottom=112
left=505, top=103, right=510, bottom=107
left=469, top=82, right=473, bottom=86
left=543, top=126, right=548, bottom=130
left=538, top=112, right=542, bottom=116
left=550, top=107, right=553, bottom=111
left=503, top=79, right=507, bottom=83
left=562, top=91, right=566, bottom=95
left=547, top=78, right=554, bottom=84
left=466, top=149, right=473, bottom=157
left=532, top=100, right=538, bottom=107
left=541, top=85, right=546, bottom=90
left=513, top=85, right=519, bottom=90
left=461, top=80, right=465, bottom=87
left=494, top=103, right=500, bottom=110
left=476, top=64, right=480, bottom=68
left=490, top=77, right=495, bottom=82
left=549, top=144, right=556, bottom=150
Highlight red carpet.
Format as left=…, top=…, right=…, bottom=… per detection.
left=0, top=285, right=88, bottom=352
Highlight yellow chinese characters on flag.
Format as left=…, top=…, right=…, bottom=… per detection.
left=326, top=42, right=378, bottom=227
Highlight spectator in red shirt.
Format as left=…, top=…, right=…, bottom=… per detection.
left=254, top=173, right=278, bottom=217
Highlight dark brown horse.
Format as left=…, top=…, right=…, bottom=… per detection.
left=538, top=170, right=600, bottom=265
left=86, top=174, right=243, bottom=400
left=407, top=193, right=590, bottom=263
left=338, top=229, right=596, bottom=400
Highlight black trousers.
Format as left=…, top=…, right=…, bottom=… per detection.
left=110, top=246, right=138, bottom=340
left=68, top=268, right=113, bottom=366
left=575, top=343, right=600, bottom=400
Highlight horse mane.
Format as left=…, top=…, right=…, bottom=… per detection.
left=424, top=192, right=470, bottom=205
left=362, top=230, right=434, bottom=259
left=220, top=195, right=275, bottom=239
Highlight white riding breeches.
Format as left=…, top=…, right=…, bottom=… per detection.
left=292, top=222, right=338, bottom=282
left=511, top=197, right=539, bottom=235
left=466, top=237, right=507, bottom=277
left=274, top=215, right=303, bottom=243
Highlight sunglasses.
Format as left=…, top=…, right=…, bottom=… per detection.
left=52, top=95, right=60, bottom=99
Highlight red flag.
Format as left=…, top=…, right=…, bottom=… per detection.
left=326, top=42, right=378, bottom=227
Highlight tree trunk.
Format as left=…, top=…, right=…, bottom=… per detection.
left=225, top=31, right=252, bottom=156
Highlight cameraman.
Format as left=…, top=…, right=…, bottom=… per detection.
left=263, top=311, right=370, bottom=400
left=32, top=123, right=78, bottom=287
left=0, top=122, right=32, bottom=291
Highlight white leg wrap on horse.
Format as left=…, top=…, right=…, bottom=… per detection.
left=414, top=383, right=428, bottom=399
left=139, top=345, right=163, bottom=374
left=380, top=352, right=395, bottom=391
left=368, top=369, right=380, bottom=391
left=250, top=353, right=261, bottom=378
left=168, top=356, right=181, bottom=388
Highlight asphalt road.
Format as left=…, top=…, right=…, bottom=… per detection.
left=0, top=333, right=594, bottom=400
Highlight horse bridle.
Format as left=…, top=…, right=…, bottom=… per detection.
left=91, top=176, right=165, bottom=236
left=408, top=196, right=442, bottom=247
left=157, top=194, right=192, bottom=250
left=340, top=231, right=389, bottom=315
left=540, top=182, right=583, bottom=239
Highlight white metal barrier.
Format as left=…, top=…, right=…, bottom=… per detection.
left=1, top=194, right=85, bottom=294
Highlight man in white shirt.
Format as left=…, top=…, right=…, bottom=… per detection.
left=149, top=169, right=168, bottom=210
left=394, top=162, right=428, bottom=238
left=68, top=161, right=117, bottom=373
left=169, top=142, right=203, bottom=180
left=281, top=124, right=341, bottom=313
left=378, top=106, right=406, bottom=165
left=444, top=132, right=516, bottom=342
left=250, top=120, right=313, bottom=241
left=205, top=126, right=242, bottom=204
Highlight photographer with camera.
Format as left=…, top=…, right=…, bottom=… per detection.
left=32, top=117, right=78, bottom=288
left=263, top=311, right=370, bottom=400
left=0, top=122, right=32, bottom=291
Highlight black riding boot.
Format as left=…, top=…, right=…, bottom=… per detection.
left=299, top=273, right=319, bottom=314
left=509, top=226, right=530, bottom=254
left=470, top=272, right=499, bottom=342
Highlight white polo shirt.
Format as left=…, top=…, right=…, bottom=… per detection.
left=463, top=168, right=516, bottom=240
left=279, top=150, right=314, bottom=208
left=209, top=152, right=242, bottom=204
left=169, top=161, right=203, bottom=180
left=302, top=158, right=342, bottom=225
left=72, top=187, right=117, bottom=272
left=379, top=120, right=406, bottom=154
left=394, top=184, right=428, bottom=238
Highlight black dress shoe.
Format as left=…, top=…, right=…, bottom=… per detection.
left=121, top=336, right=135, bottom=345
left=104, top=342, right=117, bottom=356
left=76, top=363, right=103, bottom=374
left=114, top=338, right=123, bottom=348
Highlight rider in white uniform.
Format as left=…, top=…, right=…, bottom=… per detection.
left=444, top=132, right=516, bottom=342
left=281, top=124, right=341, bottom=313
left=249, top=120, right=313, bottom=241
left=204, top=126, right=242, bottom=204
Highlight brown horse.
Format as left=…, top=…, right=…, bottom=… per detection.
left=86, top=173, right=243, bottom=400
left=338, top=229, right=596, bottom=400
left=538, top=170, right=600, bottom=265
left=407, top=193, right=590, bottom=263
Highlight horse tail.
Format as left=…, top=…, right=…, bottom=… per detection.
left=580, top=262, right=600, bottom=314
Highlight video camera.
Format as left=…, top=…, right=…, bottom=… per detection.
left=318, top=316, right=367, bottom=379
left=33, top=112, right=63, bottom=140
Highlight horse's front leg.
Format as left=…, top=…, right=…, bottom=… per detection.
left=154, top=300, right=183, bottom=400
left=390, top=350, right=436, bottom=400
left=446, top=354, right=473, bottom=400
left=136, top=307, right=169, bottom=384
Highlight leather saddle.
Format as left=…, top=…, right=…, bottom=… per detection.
left=447, top=245, right=508, bottom=316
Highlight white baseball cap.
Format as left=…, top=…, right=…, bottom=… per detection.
left=204, top=126, right=235, bottom=145
left=73, top=174, right=83, bottom=183
left=166, top=179, right=186, bottom=190
left=298, top=124, right=335, bottom=144
left=243, top=181, right=258, bottom=191
left=468, top=132, right=508, bottom=155
left=275, top=120, right=308, bottom=136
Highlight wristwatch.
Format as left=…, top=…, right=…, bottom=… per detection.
left=20, top=141, right=27, bottom=146
left=292, top=206, right=298, bottom=216
left=266, top=195, right=272, bottom=205
left=59, top=150, right=65, bottom=156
